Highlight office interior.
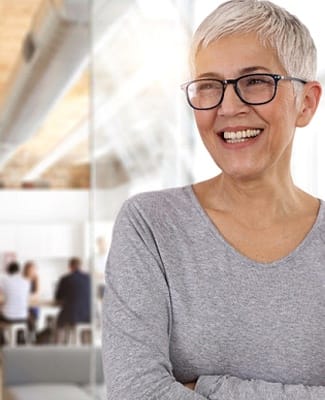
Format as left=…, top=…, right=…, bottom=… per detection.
left=0, top=1, right=324, bottom=399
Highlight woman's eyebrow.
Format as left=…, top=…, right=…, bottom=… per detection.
left=196, top=66, right=271, bottom=79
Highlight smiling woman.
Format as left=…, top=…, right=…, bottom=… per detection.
left=101, top=1, right=325, bottom=399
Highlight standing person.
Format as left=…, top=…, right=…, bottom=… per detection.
left=23, top=260, right=40, bottom=333
left=102, top=1, right=325, bottom=399
left=0, top=261, right=30, bottom=344
left=55, top=257, right=91, bottom=342
left=23, top=260, right=39, bottom=296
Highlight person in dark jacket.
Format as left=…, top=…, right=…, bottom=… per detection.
left=55, top=257, right=91, bottom=343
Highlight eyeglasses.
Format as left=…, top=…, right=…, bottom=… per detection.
left=181, top=73, right=307, bottom=110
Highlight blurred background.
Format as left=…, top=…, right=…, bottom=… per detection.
left=0, top=0, right=324, bottom=398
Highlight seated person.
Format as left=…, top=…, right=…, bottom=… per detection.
left=55, top=257, right=91, bottom=343
left=0, top=261, right=31, bottom=344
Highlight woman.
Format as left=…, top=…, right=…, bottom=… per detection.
left=23, top=261, right=39, bottom=296
left=102, top=1, right=325, bottom=398
left=23, top=260, right=40, bottom=333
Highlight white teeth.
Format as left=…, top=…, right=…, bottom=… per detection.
left=223, top=129, right=262, bottom=141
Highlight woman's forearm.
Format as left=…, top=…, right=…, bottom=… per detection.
left=195, top=375, right=325, bottom=400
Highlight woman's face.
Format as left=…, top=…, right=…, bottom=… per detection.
left=26, top=263, right=36, bottom=277
left=193, top=33, right=306, bottom=182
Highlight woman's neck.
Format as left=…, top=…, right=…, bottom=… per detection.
left=194, top=172, right=317, bottom=229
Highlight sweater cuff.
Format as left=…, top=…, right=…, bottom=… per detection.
left=195, top=375, right=225, bottom=398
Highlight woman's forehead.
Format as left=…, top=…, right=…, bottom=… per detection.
left=194, top=33, right=283, bottom=77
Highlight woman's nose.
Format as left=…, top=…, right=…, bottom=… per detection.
left=218, top=84, right=249, bottom=116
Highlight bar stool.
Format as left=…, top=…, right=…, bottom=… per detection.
left=72, top=323, right=93, bottom=346
left=0, top=321, right=29, bottom=347
left=56, top=323, right=93, bottom=345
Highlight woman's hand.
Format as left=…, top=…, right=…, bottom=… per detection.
left=184, top=382, right=196, bottom=390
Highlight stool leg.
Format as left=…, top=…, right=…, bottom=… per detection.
left=8, top=325, right=29, bottom=347
left=9, top=328, right=15, bottom=347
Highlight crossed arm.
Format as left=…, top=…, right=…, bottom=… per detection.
left=185, top=377, right=325, bottom=399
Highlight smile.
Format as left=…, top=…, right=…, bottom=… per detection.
left=223, top=129, right=262, bottom=143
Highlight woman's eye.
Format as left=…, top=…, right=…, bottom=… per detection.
left=197, top=82, right=220, bottom=92
left=247, top=78, right=263, bottom=85
left=198, top=83, right=214, bottom=90
left=244, top=77, right=272, bottom=86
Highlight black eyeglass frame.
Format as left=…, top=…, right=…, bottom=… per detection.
left=181, top=73, right=307, bottom=110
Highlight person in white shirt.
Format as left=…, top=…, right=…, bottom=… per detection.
left=0, top=261, right=30, bottom=322
left=0, top=261, right=31, bottom=345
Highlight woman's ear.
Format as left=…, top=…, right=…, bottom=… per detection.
left=296, top=81, right=322, bottom=127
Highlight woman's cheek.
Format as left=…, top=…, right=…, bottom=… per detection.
left=194, top=110, right=216, bottom=133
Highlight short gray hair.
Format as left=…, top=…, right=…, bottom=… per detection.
left=190, top=0, right=317, bottom=82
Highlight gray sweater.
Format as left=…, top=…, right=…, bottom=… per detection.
left=102, top=186, right=325, bottom=399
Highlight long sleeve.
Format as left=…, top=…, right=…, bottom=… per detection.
left=196, top=375, right=325, bottom=399
left=102, top=199, right=207, bottom=400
